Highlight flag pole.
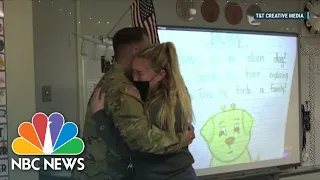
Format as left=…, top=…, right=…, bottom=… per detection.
left=106, top=6, right=132, bottom=38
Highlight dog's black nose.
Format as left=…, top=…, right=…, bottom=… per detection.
left=225, top=137, right=235, bottom=145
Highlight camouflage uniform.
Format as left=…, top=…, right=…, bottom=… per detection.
left=72, top=63, right=189, bottom=180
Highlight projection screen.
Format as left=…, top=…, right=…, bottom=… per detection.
left=157, top=26, right=300, bottom=176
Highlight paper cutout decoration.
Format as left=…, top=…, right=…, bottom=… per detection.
left=0, top=37, right=4, bottom=52
left=0, top=141, right=7, bottom=158
left=304, top=0, right=320, bottom=34
left=0, top=72, right=5, bottom=88
left=0, top=19, right=3, bottom=36
left=246, top=4, right=262, bottom=26
left=0, top=159, right=8, bottom=176
left=225, top=2, right=243, bottom=25
left=201, top=0, right=220, bottom=23
left=0, top=89, right=6, bottom=106
left=176, top=0, right=197, bottom=21
left=0, top=107, right=6, bottom=124
left=0, top=54, right=4, bottom=70
left=0, top=124, right=7, bottom=141
left=0, top=1, right=3, bottom=18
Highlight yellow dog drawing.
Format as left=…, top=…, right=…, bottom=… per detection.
left=201, top=103, right=254, bottom=167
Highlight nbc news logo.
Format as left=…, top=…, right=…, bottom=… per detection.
left=11, top=112, right=85, bottom=171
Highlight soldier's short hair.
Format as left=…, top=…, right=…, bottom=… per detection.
left=112, top=27, right=148, bottom=57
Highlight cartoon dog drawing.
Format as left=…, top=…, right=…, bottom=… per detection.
left=201, top=103, right=254, bottom=167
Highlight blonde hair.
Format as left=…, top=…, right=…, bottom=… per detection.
left=136, top=42, right=194, bottom=134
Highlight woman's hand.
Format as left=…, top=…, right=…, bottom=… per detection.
left=90, top=87, right=106, bottom=114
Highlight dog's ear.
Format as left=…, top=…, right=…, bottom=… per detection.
left=201, top=116, right=216, bottom=143
left=242, top=110, right=254, bottom=134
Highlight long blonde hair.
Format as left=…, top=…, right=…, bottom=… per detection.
left=136, top=42, right=194, bottom=134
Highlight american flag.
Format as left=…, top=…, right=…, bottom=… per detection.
left=131, top=0, right=159, bottom=44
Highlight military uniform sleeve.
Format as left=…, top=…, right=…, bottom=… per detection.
left=92, top=109, right=129, bottom=156
left=112, top=86, right=187, bottom=154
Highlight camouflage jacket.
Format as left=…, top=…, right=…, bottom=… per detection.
left=72, top=63, right=189, bottom=180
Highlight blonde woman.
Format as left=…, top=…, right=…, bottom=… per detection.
left=129, top=42, right=196, bottom=180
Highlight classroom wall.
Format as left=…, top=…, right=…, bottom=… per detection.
left=31, top=0, right=320, bottom=179
left=4, top=1, right=38, bottom=180
left=33, top=0, right=78, bottom=126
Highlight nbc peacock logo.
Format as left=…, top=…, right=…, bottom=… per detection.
left=11, top=112, right=85, bottom=171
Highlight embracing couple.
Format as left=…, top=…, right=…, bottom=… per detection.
left=72, top=27, right=197, bottom=180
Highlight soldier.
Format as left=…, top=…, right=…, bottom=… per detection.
left=72, top=27, right=194, bottom=180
